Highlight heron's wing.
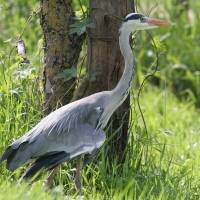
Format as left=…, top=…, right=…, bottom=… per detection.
left=2, top=123, right=106, bottom=172
left=45, top=123, right=106, bottom=155
left=21, top=143, right=100, bottom=180
left=46, top=103, right=104, bottom=137
left=1, top=98, right=104, bottom=167
left=5, top=98, right=104, bottom=152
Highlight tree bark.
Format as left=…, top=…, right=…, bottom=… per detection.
left=74, top=0, right=134, bottom=163
left=40, top=0, right=85, bottom=114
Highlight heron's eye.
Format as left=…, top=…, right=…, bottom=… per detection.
left=140, top=17, right=145, bottom=23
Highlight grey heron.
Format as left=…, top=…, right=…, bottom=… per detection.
left=0, top=13, right=172, bottom=189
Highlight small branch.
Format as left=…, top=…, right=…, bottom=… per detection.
left=16, top=39, right=30, bottom=63
left=17, top=40, right=26, bottom=57
left=78, top=0, right=86, bottom=17
left=136, top=31, right=159, bottom=137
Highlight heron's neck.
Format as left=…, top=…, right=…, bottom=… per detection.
left=112, top=24, right=135, bottom=101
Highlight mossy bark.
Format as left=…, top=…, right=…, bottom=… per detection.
left=40, top=0, right=85, bottom=114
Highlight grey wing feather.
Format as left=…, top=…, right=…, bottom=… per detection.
left=47, top=103, right=104, bottom=137
left=2, top=123, right=106, bottom=171
left=20, top=124, right=106, bottom=179
left=17, top=98, right=103, bottom=145
left=1, top=96, right=104, bottom=170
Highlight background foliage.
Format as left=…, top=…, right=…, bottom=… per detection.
left=0, top=0, right=200, bottom=199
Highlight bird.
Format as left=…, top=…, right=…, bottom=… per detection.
left=0, top=13, right=172, bottom=189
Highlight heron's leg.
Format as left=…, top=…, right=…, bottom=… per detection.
left=46, top=167, right=58, bottom=189
left=75, top=158, right=82, bottom=194
left=83, top=149, right=98, bottom=167
left=19, top=167, right=40, bottom=186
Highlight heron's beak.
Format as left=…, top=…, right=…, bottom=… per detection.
left=146, top=17, right=173, bottom=27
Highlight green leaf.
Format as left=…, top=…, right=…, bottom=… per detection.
left=69, top=18, right=95, bottom=35
left=152, top=36, right=166, bottom=53
left=54, top=68, right=77, bottom=81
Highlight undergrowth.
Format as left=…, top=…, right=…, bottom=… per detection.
left=0, top=0, right=200, bottom=199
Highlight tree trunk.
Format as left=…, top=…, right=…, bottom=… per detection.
left=40, top=0, right=85, bottom=114
left=89, top=0, right=133, bottom=164
left=74, top=0, right=134, bottom=163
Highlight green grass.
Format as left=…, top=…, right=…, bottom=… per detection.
left=0, top=0, right=200, bottom=199
left=0, top=79, right=200, bottom=199
left=0, top=182, right=64, bottom=200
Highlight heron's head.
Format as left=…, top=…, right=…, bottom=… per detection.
left=124, top=13, right=173, bottom=31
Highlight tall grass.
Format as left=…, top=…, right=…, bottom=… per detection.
left=135, top=0, right=200, bottom=106
left=0, top=0, right=200, bottom=199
